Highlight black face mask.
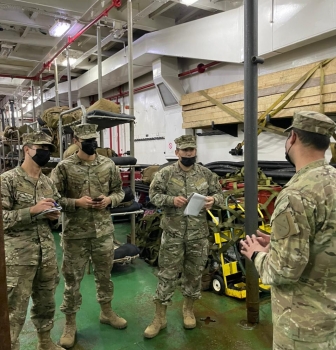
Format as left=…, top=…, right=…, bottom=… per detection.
left=180, top=156, right=196, bottom=167
left=81, top=140, right=98, bottom=155
left=285, top=141, right=295, bottom=167
left=31, top=149, right=51, bottom=167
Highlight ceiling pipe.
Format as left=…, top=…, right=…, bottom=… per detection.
left=0, top=74, right=39, bottom=81
left=106, top=61, right=221, bottom=100
left=0, top=74, right=77, bottom=82
left=28, top=0, right=122, bottom=81
left=178, top=61, right=220, bottom=77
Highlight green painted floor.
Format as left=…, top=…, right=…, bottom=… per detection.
left=20, top=223, right=273, bottom=350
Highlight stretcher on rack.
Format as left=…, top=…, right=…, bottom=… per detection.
left=206, top=199, right=271, bottom=299
left=113, top=241, right=140, bottom=265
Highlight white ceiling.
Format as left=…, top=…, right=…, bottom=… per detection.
left=0, top=0, right=243, bottom=107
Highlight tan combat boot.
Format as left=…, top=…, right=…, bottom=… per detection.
left=59, top=313, right=76, bottom=348
left=100, top=302, right=127, bottom=329
left=183, top=297, right=196, bottom=329
left=143, top=301, right=167, bottom=339
left=37, top=330, right=65, bottom=350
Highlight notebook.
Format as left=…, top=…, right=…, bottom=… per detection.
left=33, top=205, right=62, bottom=219
left=184, top=193, right=206, bottom=216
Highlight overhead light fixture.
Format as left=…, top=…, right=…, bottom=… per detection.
left=49, top=19, right=71, bottom=37
left=27, top=95, right=37, bottom=101
left=181, top=0, right=198, bottom=5
left=60, top=57, right=77, bottom=66
left=0, top=43, right=14, bottom=57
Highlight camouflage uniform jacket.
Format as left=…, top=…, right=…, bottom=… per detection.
left=51, top=153, right=124, bottom=239
left=149, top=162, right=223, bottom=240
left=1, top=166, right=61, bottom=266
left=254, top=159, right=336, bottom=342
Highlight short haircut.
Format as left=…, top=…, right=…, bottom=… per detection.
left=292, top=127, right=330, bottom=151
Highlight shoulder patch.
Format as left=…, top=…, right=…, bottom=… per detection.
left=272, top=211, right=298, bottom=239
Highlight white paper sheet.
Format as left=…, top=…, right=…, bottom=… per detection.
left=184, top=193, right=206, bottom=216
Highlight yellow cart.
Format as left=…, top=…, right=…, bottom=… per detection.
left=207, top=202, right=271, bottom=299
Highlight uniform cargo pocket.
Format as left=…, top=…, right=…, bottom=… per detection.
left=6, top=276, right=19, bottom=298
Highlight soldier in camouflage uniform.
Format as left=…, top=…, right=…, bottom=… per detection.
left=1, top=131, right=64, bottom=350
left=240, top=111, right=336, bottom=349
left=51, top=123, right=126, bottom=349
left=144, top=135, right=223, bottom=338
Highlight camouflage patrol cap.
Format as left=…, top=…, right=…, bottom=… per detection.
left=174, top=135, right=196, bottom=149
left=284, top=111, right=336, bottom=136
left=22, top=131, right=56, bottom=152
left=71, top=123, right=98, bottom=140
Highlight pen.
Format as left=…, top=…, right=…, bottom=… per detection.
left=41, top=197, right=58, bottom=207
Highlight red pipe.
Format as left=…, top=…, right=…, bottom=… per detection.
left=0, top=74, right=39, bottom=81
left=106, top=61, right=220, bottom=100
left=178, top=61, right=220, bottom=77
left=108, top=83, right=155, bottom=100
left=33, top=0, right=121, bottom=79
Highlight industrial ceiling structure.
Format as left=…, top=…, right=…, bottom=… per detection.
left=0, top=0, right=243, bottom=111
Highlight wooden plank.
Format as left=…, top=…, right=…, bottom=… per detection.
left=182, top=103, right=336, bottom=129
left=182, top=76, right=336, bottom=112
left=180, top=58, right=336, bottom=106
left=182, top=92, right=336, bottom=123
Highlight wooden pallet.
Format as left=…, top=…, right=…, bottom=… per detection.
left=181, top=59, right=336, bottom=129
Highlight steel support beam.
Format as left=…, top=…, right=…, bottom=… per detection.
left=149, top=1, right=177, bottom=19
left=128, top=0, right=136, bottom=245
left=39, top=75, right=43, bottom=120
left=66, top=48, right=72, bottom=108
left=54, top=58, right=60, bottom=107
left=9, top=99, right=15, bottom=126
left=97, top=23, right=104, bottom=147
left=31, top=81, right=36, bottom=122
left=244, top=0, right=260, bottom=325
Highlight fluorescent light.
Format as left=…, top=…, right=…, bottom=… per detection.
left=0, top=43, right=14, bottom=57
left=49, top=19, right=71, bottom=37
left=60, top=57, right=77, bottom=66
left=27, top=95, right=37, bottom=101
left=181, top=0, right=198, bottom=5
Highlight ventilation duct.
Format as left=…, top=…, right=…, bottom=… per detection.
left=153, top=57, right=185, bottom=110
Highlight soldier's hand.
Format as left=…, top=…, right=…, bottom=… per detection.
left=75, top=196, right=93, bottom=209
left=174, top=196, right=188, bottom=207
left=91, top=195, right=111, bottom=210
left=44, top=211, right=61, bottom=221
left=240, top=234, right=269, bottom=260
left=30, top=198, right=55, bottom=215
left=204, top=196, right=215, bottom=210
left=256, top=230, right=271, bottom=247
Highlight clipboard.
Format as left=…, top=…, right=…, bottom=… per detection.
left=184, top=193, right=206, bottom=216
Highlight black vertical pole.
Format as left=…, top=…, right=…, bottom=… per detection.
left=9, top=100, right=15, bottom=127
left=244, top=0, right=260, bottom=324
left=0, top=109, right=5, bottom=131
left=0, top=186, right=11, bottom=349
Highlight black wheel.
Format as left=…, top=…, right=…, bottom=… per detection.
left=211, top=275, right=225, bottom=295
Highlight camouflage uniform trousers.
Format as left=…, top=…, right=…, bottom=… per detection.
left=273, top=328, right=336, bottom=349
left=154, top=231, right=209, bottom=305
left=6, top=260, right=59, bottom=350
left=60, top=234, right=114, bottom=314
